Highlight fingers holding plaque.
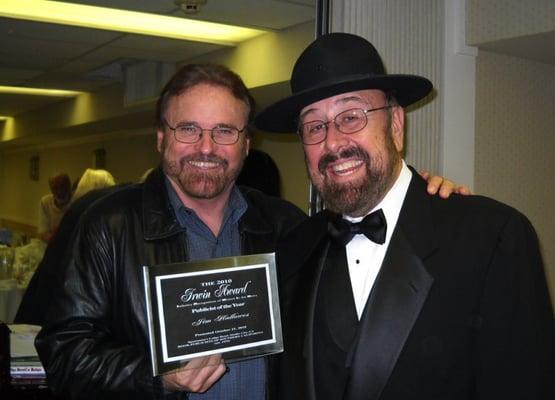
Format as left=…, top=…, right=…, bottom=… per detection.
left=143, top=253, right=282, bottom=376
left=161, top=354, right=226, bottom=392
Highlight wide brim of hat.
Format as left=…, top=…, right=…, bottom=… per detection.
left=254, top=74, right=432, bottom=133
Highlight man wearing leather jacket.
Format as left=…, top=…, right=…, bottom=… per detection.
left=35, top=64, right=307, bottom=400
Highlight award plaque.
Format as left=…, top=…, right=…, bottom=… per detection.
left=143, top=253, right=282, bottom=376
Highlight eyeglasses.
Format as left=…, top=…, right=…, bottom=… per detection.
left=298, top=106, right=392, bottom=145
left=164, top=119, right=245, bottom=145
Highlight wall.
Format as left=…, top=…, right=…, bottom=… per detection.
left=0, top=131, right=309, bottom=234
left=0, top=130, right=309, bottom=231
left=330, top=0, right=554, bottom=306
left=467, top=0, right=555, bottom=43
left=331, top=0, right=444, bottom=173
left=189, top=22, right=315, bottom=90
left=474, top=50, right=555, bottom=300
left=0, top=132, right=160, bottom=228
left=0, top=22, right=315, bottom=232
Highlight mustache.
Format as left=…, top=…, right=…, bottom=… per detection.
left=180, top=153, right=228, bottom=168
left=318, top=146, right=370, bottom=174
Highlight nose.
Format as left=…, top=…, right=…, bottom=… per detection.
left=197, top=130, right=216, bottom=154
left=323, top=122, right=349, bottom=152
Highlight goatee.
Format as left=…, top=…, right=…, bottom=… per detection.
left=163, top=153, right=239, bottom=200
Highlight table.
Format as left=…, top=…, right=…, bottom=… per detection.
left=0, top=281, right=25, bottom=323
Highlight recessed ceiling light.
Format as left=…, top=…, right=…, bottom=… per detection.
left=0, top=0, right=267, bottom=46
left=0, top=86, right=85, bottom=97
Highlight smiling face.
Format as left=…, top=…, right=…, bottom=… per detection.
left=301, top=89, right=405, bottom=217
left=157, top=83, right=250, bottom=203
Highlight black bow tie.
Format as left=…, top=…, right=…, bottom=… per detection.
left=328, top=209, right=387, bottom=246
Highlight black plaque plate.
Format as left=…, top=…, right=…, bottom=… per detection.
left=143, top=253, right=282, bottom=375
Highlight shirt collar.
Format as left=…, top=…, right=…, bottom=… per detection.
left=345, top=160, right=412, bottom=242
left=164, top=177, right=247, bottom=229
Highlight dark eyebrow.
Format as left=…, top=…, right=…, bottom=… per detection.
left=173, top=120, right=198, bottom=127
left=173, top=121, right=240, bottom=130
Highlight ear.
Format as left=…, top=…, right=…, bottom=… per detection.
left=390, top=106, right=405, bottom=153
left=156, top=129, right=165, bottom=153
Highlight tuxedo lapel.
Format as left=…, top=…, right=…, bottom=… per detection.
left=344, top=230, right=434, bottom=400
left=344, top=171, right=437, bottom=400
left=278, top=210, right=333, bottom=400
left=277, top=211, right=331, bottom=282
left=323, top=242, right=358, bottom=352
left=302, top=239, right=330, bottom=400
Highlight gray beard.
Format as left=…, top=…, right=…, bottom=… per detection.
left=313, top=133, right=400, bottom=217
left=319, top=158, right=399, bottom=216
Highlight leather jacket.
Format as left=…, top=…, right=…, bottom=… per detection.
left=35, top=167, right=307, bottom=400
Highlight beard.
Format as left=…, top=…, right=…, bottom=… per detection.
left=310, top=125, right=401, bottom=217
left=162, top=142, right=245, bottom=200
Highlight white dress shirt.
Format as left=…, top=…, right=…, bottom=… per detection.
left=345, top=161, right=412, bottom=319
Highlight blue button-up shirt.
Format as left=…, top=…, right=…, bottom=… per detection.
left=165, top=179, right=266, bottom=400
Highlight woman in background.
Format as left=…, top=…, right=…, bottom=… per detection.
left=72, top=168, right=116, bottom=202
left=15, top=169, right=117, bottom=325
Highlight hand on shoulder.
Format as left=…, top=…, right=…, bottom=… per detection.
left=420, top=170, right=472, bottom=199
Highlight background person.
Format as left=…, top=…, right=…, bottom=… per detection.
left=15, top=175, right=118, bottom=326
left=38, top=172, right=72, bottom=242
left=236, top=149, right=282, bottom=197
left=34, top=64, right=307, bottom=400
left=71, top=168, right=116, bottom=202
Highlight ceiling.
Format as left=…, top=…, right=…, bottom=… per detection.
left=0, top=0, right=316, bottom=119
left=476, top=30, right=555, bottom=66
left=2, top=0, right=552, bottom=150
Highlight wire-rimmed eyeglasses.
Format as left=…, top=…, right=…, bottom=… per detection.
left=164, top=119, right=246, bottom=145
left=298, top=106, right=392, bottom=145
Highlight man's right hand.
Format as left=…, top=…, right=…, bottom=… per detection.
left=162, top=354, right=227, bottom=393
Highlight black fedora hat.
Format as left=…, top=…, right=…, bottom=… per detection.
left=254, top=32, right=433, bottom=133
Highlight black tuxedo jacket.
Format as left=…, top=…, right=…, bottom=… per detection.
left=276, top=169, right=554, bottom=400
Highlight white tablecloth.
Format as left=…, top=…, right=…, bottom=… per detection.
left=0, top=280, right=26, bottom=323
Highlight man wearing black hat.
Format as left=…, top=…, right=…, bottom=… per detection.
left=255, top=33, right=555, bottom=400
